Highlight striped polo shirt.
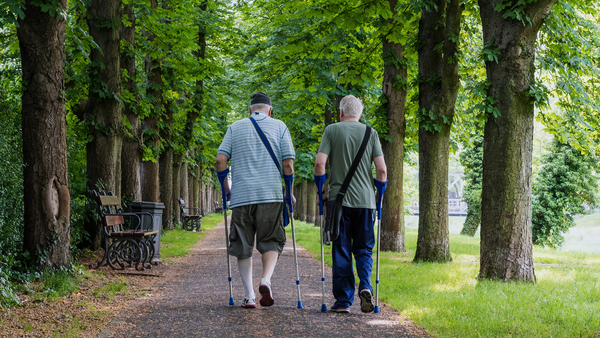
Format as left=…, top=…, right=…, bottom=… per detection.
left=217, top=111, right=295, bottom=208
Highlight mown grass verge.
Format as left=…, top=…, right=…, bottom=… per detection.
left=161, top=211, right=229, bottom=259
left=287, top=220, right=600, bottom=338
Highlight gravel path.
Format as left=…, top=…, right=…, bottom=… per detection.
left=99, top=217, right=432, bottom=337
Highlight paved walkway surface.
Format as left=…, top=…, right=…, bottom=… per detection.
left=99, top=217, right=431, bottom=337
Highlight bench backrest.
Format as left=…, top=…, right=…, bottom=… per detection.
left=93, top=190, right=126, bottom=231
left=177, top=198, right=188, bottom=217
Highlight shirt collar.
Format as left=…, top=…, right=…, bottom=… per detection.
left=251, top=111, right=268, bottom=121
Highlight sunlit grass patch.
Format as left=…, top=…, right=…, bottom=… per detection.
left=161, top=211, right=229, bottom=259
left=288, top=220, right=600, bottom=337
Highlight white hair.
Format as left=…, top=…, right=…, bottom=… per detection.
left=339, top=95, right=363, bottom=118
left=250, top=103, right=272, bottom=113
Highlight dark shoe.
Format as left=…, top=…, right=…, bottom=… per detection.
left=330, top=306, right=350, bottom=313
left=360, top=289, right=374, bottom=313
left=259, top=282, right=274, bottom=307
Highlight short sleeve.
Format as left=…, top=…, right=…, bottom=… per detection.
left=318, top=125, right=332, bottom=155
left=280, top=126, right=295, bottom=160
left=217, top=126, right=233, bottom=159
left=371, top=129, right=383, bottom=159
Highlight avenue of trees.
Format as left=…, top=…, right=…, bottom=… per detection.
left=1, top=0, right=599, bottom=307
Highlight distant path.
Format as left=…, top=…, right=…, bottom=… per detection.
left=99, top=217, right=431, bottom=337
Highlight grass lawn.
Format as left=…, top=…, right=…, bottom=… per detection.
left=287, top=219, right=600, bottom=337
left=160, top=211, right=229, bottom=259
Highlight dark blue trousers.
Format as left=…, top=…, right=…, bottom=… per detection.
left=332, top=207, right=375, bottom=308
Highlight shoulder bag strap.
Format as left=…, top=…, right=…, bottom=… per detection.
left=249, top=116, right=282, bottom=176
left=336, top=126, right=371, bottom=203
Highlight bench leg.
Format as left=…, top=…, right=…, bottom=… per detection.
left=118, top=238, right=143, bottom=271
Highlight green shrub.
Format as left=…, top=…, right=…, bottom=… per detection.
left=532, top=140, right=598, bottom=247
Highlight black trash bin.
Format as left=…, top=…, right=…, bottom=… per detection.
left=131, top=201, right=164, bottom=265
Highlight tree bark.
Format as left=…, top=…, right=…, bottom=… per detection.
left=306, top=182, right=317, bottom=223
left=84, top=0, right=123, bottom=249
left=300, top=180, right=307, bottom=221
left=141, top=0, right=162, bottom=203
left=294, top=182, right=302, bottom=220
left=414, top=0, right=463, bottom=263
left=188, top=151, right=195, bottom=208
left=193, top=158, right=201, bottom=212
left=18, top=0, right=71, bottom=267
left=478, top=0, right=557, bottom=282
left=379, top=0, right=407, bottom=252
left=173, top=153, right=183, bottom=224
left=120, top=4, right=142, bottom=205
left=159, top=80, right=174, bottom=229
left=181, top=159, right=189, bottom=205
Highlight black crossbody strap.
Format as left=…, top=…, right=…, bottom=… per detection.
left=336, top=126, right=371, bottom=202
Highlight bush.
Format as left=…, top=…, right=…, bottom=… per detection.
left=532, top=140, right=598, bottom=247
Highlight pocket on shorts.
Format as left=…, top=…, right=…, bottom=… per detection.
left=275, top=222, right=286, bottom=243
left=229, top=223, right=238, bottom=243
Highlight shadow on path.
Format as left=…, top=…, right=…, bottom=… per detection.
left=99, top=217, right=431, bottom=337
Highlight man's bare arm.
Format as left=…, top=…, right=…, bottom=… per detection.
left=282, top=158, right=295, bottom=204
left=314, top=152, right=328, bottom=176
left=216, top=153, right=230, bottom=198
left=374, top=156, right=387, bottom=182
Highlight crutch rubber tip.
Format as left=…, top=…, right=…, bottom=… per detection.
left=229, top=297, right=235, bottom=306
left=374, top=306, right=380, bottom=313
left=297, top=301, right=303, bottom=309
left=321, top=304, right=327, bottom=312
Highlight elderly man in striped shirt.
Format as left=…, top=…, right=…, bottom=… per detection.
left=216, top=92, right=295, bottom=309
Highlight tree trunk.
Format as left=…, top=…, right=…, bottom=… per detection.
left=173, top=153, right=184, bottom=224
left=181, top=160, right=189, bottom=205
left=159, top=91, right=174, bottom=230
left=478, top=0, right=556, bottom=282
left=85, top=0, right=123, bottom=249
left=379, top=0, right=407, bottom=252
left=188, top=151, right=195, bottom=208
left=461, top=204, right=481, bottom=236
left=300, top=180, right=307, bottom=221
left=193, top=159, right=201, bottom=212
left=414, top=0, right=462, bottom=263
left=141, top=0, right=162, bottom=203
left=18, top=0, right=71, bottom=267
left=120, top=4, right=142, bottom=205
left=306, top=182, right=316, bottom=223
left=294, top=182, right=302, bottom=220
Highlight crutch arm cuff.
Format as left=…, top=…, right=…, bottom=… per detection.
left=314, top=173, right=327, bottom=215
left=217, top=168, right=229, bottom=186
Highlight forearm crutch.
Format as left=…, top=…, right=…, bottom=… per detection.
left=217, top=168, right=235, bottom=306
left=314, top=173, right=327, bottom=312
left=373, top=179, right=387, bottom=314
left=284, top=174, right=303, bottom=309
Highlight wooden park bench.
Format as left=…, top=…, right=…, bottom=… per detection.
left=213, top=200, right=224, bottom=214
left=89, top=191, right=158, bottom=271
left=177, top=198, right=202, bottom=232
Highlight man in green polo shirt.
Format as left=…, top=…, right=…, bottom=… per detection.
left=314, top=94, right=387, bottom=313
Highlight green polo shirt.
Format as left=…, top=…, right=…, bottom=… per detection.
left=317, top=121, right=383, bottom=209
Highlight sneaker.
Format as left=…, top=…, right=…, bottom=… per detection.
left=241, top=298, right=256, bottom=308
left=258, top=280, right=274, bottom=307
left=330, top=305, right=350, bottom=313
left=359, top=289, right=374, bottom=313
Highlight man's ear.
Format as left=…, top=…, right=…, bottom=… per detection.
left=268, top=107, right=273, bottom=117
left=249, top=107, right=252, bottom=114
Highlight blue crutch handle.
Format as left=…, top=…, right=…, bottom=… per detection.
left=374, top=179, right=387, bottom=220
left=314, top=173, right=327, bottom=216
left=283, top=174, right=294, bottom=213
left=217, top=168, right=230, bottom=210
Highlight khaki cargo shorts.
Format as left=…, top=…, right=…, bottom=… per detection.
left=228, top=202, right=286, bottom=259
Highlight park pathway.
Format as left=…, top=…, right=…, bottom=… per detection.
left=98, top=217, right=430, bottom=337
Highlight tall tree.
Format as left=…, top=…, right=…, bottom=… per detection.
left=121, top=2, right=142, bottom=204
left=18, top=0, right=71, bottom=267
left=414, top=0, right=463, bottom=262
left=141, top=0, right=162, bottom=202
left=85, top=0, right=123, bottom=249
left=379, top=0, right=408, bottom=252
left=459, top=134, right=483, bottom=236
left=478, top=0, right=557, bottom=282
